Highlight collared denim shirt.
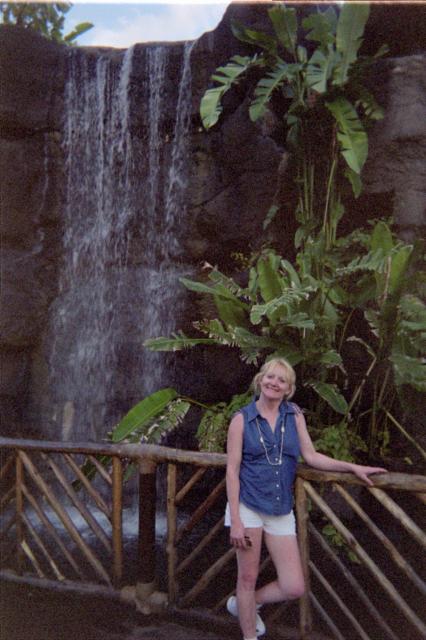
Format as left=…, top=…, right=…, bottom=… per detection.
left=238, top=399, right=301, bottom=516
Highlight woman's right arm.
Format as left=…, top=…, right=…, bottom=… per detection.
left=226, top=413, right=247, bottom=548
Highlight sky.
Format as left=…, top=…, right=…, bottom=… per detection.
left=64, top=1, right=231, bottom=48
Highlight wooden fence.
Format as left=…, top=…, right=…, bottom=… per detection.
left=1, top=437, right=425, bottom=639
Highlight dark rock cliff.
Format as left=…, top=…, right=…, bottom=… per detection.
left=0, top=3, right=425, bottom=440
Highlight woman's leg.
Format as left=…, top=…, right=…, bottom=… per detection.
left=235, top=527, right=263, bottom=638
left=255, top=534, right=305, bottom=605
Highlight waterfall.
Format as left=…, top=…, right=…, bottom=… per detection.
left=48, top=42, right=194, bottom=441
left=141, top=41, right=195, bottom=395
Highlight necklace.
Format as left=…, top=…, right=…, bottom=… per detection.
left=255, top=414, right=286, bottom=466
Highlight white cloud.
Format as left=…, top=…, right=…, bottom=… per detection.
left=84, top=4, right=227, bottom=48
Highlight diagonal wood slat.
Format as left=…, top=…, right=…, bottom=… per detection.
left=19, top=450, right=111, bottom=585
left=369, top=486, right=426, bottom=548
left=175, top=467, right=207, bottom=505
left=1, top=485, right=15, bottom=510
left=304, top=480, right=426, bottom=637
left=176, top=477, right=226, bottom=543
left=21, top=512, right=65, bottom=581
left=0, top=453, right=15, bottom=481
left=21, top=538, right=44, bottom=578
left=63, top=453, right=110, bottom=518
left=21, top=482, right=86, bottom=580
left=415, top=492, right=426, bottom=506
left=88, top=455, right=113, bottom=486
left=180, top=546, right=235, bottom=606
left=41, top=452, right=111, bottom=553
left=309, top=560, right=371, bottom=640
left=309, top=523, right=399, bottom=640
left=176, top=516, right=224, bottom=576
left=334, top=482, right=426, bottom=596
left=310, top=591, right=345, bottom=640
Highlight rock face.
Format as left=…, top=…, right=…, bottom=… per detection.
left=0, top=4, right=425, bottom=440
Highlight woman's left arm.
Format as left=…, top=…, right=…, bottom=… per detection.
left=295, top=412, right=387, bottom=486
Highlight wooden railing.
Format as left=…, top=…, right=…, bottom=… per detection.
left=1, top=437, right=425, bottom=639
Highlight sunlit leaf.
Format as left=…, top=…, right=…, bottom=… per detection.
left=309, top=381, right=348, bottom=414
left=112, top=388, right=178, bottom=442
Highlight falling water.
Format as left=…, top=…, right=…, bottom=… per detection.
left=48, top=42, right=194, bottom=440
left=141, top=41, right=195, bottom=395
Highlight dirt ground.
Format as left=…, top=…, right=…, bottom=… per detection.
left=0, top=582, right=237, bottom=640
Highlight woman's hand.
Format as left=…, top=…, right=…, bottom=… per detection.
left=230, top=520, right=251, bottom=549
left=351, top=464, right=387, bottom=486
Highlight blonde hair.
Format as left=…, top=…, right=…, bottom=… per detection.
left=253, top=357, right=296, bottom=399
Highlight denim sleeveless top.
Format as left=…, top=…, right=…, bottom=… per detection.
left=238, top=399, right=301, bottom=516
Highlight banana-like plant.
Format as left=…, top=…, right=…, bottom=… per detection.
left=201, top=3, right=387, bottom=245
left=144, top=5, right=425, bottom=464
left=145, top=224, right=426, bottom=462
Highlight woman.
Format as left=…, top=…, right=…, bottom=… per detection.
left=225, top=357, right=386, bottom=640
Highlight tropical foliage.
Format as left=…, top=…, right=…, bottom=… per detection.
left=145, top=224, right=425, bottom=461
left=200, top=1, right=388, bottom=245
left=0, top=2, right=93, bottom=44
left=142, top=3, right=425, bottom=465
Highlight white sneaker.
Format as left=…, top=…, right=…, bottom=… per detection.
left=226, top=595, right=266, bottom=637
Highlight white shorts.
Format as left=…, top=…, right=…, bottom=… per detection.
left=225, top=502, right=296, bottom=536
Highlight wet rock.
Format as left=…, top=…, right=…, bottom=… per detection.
left=0, top=25, right=65, bottom=133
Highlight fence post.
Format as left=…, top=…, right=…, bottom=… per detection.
left=296, top=476, right=312, bottom=638
left=111, top=456, right=123, bottom=588
left=166, top=463, right=178, bottom=603
left=136, top=457, right=157, bottom=601
left=16, top=451, right=24, bottom=575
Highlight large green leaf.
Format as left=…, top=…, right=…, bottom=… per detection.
left=344, top=166, right=362, bottom=198
left=180, top=277, right=248, bottom=309
left=231, top=19, right=278, bottom=56
left=391, top=353, right=426, bottom=392
left=251, top=292, right=312, bottom=326
left=355, top=86, right=385, bottom=121
left=270, top=346, right=304, bottom=366
left=268, top=4, right=297, bottom=55
left=208, top=269, right=246, bottom=299
left=308, top=381, right=348, bottom=414
left=195, top=318, right=237, bottom=347
left=370, top=221, right=393, bottom=254
left=326, top=97, right=368, bottom=173
left=302, top=8, right=337, bottom=47
left=257, top=253, right=283, bottom=302
left=338, top=248, right=390, bottom=277
left=306, top=48, right=337, bottom=94
left=280, top=259, right=301, bottom=287
left=370, top=222, right=413, bottom=300
left=144, top=334, right=216, bottom=351
left=214, top=296, right=248, bottom=328
left=388, top=245, right=412, bottom=295
left=317, top=350, right=343, bottom=366
left=64, top=21, right=93, bottom=43
left=334, top=3, right=370, bottom=86
left=112, top=388, right=178, bottom=442
left=249, top=62, right=300, bottom=121
left=200, top=55, right=260, bottom=129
